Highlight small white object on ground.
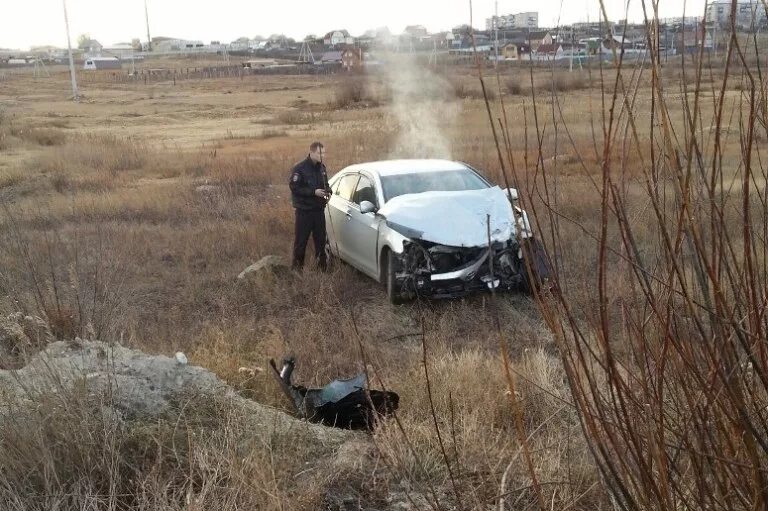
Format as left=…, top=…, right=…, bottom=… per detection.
left=237, top=255, right=288, bottom=280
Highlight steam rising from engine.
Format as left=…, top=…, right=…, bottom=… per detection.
left=378, top=53, right=459, bottom=159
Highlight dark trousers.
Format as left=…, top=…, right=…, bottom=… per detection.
left=292, top=208, right=327, bottom=270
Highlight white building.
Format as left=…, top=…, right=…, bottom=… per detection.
left=229, top=40, right=250, bottom=51
left=706, top=0, right=768, bottom=28
left=102, top=43, right=136, bottom=58
left=658, top=16, right=703, bottom=27
left=571, top=21, right=616, bottom=34
left=152, top=38, right=206, bottom=53
left=323, top=30, right=353, bottom=47
left=83, top=57, right=122, bottom=70
left=248, top=39, right=266, bottom=50
left=486, top=11, right=539, bottom=31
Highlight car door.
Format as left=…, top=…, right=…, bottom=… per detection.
left=344, top=174, right=381, bottom=279
left=326, top=173, right=359, bottom=261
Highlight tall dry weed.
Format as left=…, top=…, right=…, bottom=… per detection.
left=480, top=6, right=768, bottom=509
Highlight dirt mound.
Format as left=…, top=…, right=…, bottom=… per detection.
left=0, top=339, right=351, bottom=445
left=0, top=340, right=405, bottom=508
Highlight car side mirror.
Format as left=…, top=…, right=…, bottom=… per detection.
left=359, top=200, right=377, bottom=214
left=504, top=188, right=519, bottom=201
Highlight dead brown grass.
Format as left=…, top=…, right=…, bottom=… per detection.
left=0, top=375, right=354, bottom=510
left=1, top=57, right=753, bottom=509
left=10, top=126, right=68, bottom=146
left=330, top=77, right=381, bottom=109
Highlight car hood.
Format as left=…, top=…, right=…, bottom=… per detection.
left=378, top=186, right=518, bottom=247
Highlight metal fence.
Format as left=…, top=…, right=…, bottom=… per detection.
left=77, top=63, right=343, bottom=85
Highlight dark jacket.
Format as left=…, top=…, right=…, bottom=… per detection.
left=289, top=156, right=329, bottom=210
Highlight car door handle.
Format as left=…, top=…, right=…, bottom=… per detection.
left=345, top=212, right=352, bottom=219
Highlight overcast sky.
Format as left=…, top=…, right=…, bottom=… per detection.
left=2, top=0, right=707, bottom=50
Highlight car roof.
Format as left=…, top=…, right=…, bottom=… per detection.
left=341, top=159, right=470, bottom=177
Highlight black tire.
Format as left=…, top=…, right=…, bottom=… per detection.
left=519, top=238, right=553, bottom=294
left=382, top=250, right=406, bottom=305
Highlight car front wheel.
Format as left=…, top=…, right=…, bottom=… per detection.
left=382, top=250, right=406, bottom=305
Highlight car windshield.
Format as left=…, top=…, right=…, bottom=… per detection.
left=380, top=169, right=489, bottom=202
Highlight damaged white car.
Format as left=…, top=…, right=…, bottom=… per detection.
left=325, top=159, right=551, bottom=304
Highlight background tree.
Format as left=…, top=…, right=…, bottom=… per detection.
left=76, top=33, right=91, bottom=49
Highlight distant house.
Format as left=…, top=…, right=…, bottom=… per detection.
left=425, top=32, right=451, bottom=48
left=341, top=48, right=363, bottom=70
left=500, top=42, right=531, bottom=60
left=30, top=45, right=63, bottom=59
left=229, top=39, right=250, bottom=51
left=404, top=25, right=429, bottom=38
left=79, top=38, right=103, bottom=55
left=533, top=43, right=564, bottom=60
left=526, top=31, right=552, bottom=51
left=498, top=30, right=550, bottom=49
left=600, top=34, right=643, bottom=54
left=498, top=29, right=528, bottom=42
left=319, top=51, right=343, bottom=64
left=676, top=25, right=713, bottom=54
left=559, top=42, right=585, bottom=57
left=83, top=56, right=121, bottom=70
left=323, top=30, right=352, bottom=47
left=151, top=37, right=205, bottom=52
left=103, top=43, right=136, bottom=58
left=473, top=33, right=492, bottom=47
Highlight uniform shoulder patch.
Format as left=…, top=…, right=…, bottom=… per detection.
left=292, top=173, right=299, bottom=182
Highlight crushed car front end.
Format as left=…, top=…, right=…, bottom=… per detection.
left=393, top=237, right=548, bottom=299
left=377, top=186, right=551, bottom=300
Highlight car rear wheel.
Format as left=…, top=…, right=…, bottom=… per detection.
left=382, top=250, right=406, bottom=305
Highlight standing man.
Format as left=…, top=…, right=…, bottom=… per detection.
left=289, top=142, right=330, bottom=271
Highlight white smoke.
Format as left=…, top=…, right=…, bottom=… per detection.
left=377, top=53, right=459, bottom=159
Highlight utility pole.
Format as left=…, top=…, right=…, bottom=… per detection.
left=493, top=0, right=499, bottom=67
left=144, top=0, right=152, bottom=51
left=33, top=56, right=50, bottom=78
left=569, top=25, right=574, bottom=71
left=62, top=0, right=78, bottom=100
left=428, top=39, right=438, bottom=67
left=298, top=40, right=315, bottom=64
left=494, top=0, right=499, bottom=68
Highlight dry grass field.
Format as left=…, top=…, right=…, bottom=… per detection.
left=1, top=47, right=766, bottom=510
